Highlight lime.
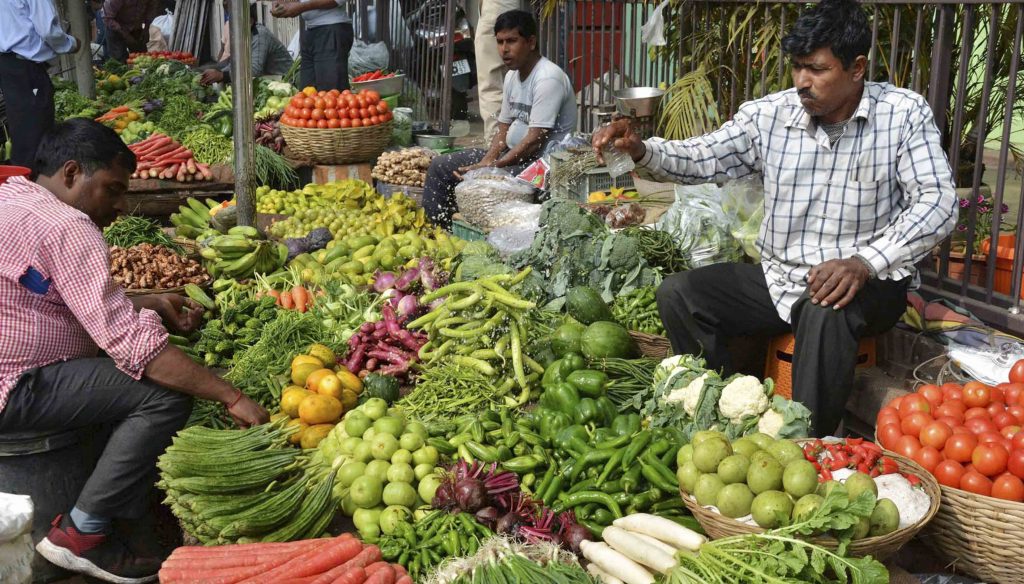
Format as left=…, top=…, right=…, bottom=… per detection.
left=782, top=460, right=819, bottom=498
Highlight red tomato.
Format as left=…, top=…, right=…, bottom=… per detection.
left=364, top=89, right=380, bottom=103
left=350, top=118, right=363, bottom=127
left=1013, top=432, right=1024, bottom=451
left=324, top=96, right=337, bottom=109
left=299, top=107, right=312, bottom=119
left=302, top=97, right=315, bottom=109
left=356, top=96, right=368, bottom=108
left=382, top=111, right=393, bottom=122
left=965, top=407, right=990, bottom=421
left=934, top=459, right=966, bottom=488
left=994, top=412, right=1018, bottom=430
left=1010, top=359, right=1024, bottom=384
left=973, top=443, right=1010, bottom=477
left=965, top=417, right=998, bottom=435
left=1007, top=405, right=1024, bottom=425
left=316, top=90, right=326, bottom=97
left=991, top=386, right=1006, bottom=404
left=960, top=470, right=994, bottom=496
left=944, top=399, right=968, bottom=415
left=934, top=403, right=965, bottom=424
left=1003, top=383, right=1024, bottom=405
left=341, top=89, right=352, bottom=96
left=337, top=108, right=350, bottom=119
left=878, top=423, right=903, bottom=450
left=902, top=411, right=934, bottom=437
left=952, top=425, right=973, bottom=434
left=313, top=98, right=325, bottom=110
left=937, top=416, right=963, bottom=430
left=988, top=402, right=1007, bottom=418
left=370, top=115, right=381, bottom=125
left=324, top=108, right=338, bottom=120
left=1007, top=449, right=1024, bottom=479
left=289, top=95, right=305, bottom=108
left=913, top=446, right=942, bottom=473
left=945, top=433, right=979, bottom=462
left=887, top=396, right=905, bottom=411
left=877, top=405, right=899, bottom=422
left=360, top=117, right=372, bottom=127
left=314, top=119, right=327, bottom=128
left=311, top=109, right=325, bottom=121
left=942, top=383, right=964, bottom=401
left=877, top=414, right=900, bottom=429
left=919, top=384, right=944, bottom=409
left=978, top=431, right=1004, bottom=445
left=920, top=420, right=953, bottom=450
left=964, top=381, right=992, bottom=408
left=378, top=101, right=390, bottom=113
left=895, top=435, right=922, bottom=458
left=992, top=473, right=1024, bottom=501
left=1002, top=425, right=1021, bottom=440
left=339, top=118, right=351, bottom=128
left=899, top=394, right=931, bottom=417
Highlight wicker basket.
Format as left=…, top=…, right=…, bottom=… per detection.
left=680, top=448, right=941, bottom=561
left=921, top=472, right=1024, bottom=582
left=279, top=121, right=392, bottom=165
left=629, top=330, right=672, bottom=359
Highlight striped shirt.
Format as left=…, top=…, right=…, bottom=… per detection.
left=637, top=82, right=957, bottom=322
left=0, top=177, right=168, bottom=412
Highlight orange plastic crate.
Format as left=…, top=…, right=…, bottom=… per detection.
left=764, top=333, right=876, bottom=399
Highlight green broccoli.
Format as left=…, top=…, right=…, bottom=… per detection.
left=605, top=233, right=643, bottom=271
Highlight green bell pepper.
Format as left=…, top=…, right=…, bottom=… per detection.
left=566, top=370, right=608, bottom=398
left=541, top=358, right=569, bottom=388
left=595, top=396, right=618, bottom=426
left=554, top=425, right=591, bottom=454
left=593, top=428, right=614, bottom=443
left=539, top=382, right=580, bottom=417
left=537, top=409, right=572, bottom=440
left=611, top=413, right=642, bottom=437
left=576, top=397, right=601, bottom=425
left=561, top=352, right=585, bottom=374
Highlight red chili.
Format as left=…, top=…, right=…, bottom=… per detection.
left=847, top=437, right=864, bottom=446
left=905, top=473, right=922, bottom=486
left=856, top=461, right=870, bottom=474
left=819, top=468, right=833, bottom=482
left=869, top=467, right=881, bottom=478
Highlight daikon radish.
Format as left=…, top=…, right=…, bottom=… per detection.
left=612, top=514, right=706, bottom=551
left=587, top=562, right=625, bottom=584
left=602, top=526, right=677, bottom=574
left=579, top=540, right=654, bottom=584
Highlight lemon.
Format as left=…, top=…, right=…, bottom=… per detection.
left=307, top=343, right=336, bottom=366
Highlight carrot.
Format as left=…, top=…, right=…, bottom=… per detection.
left=363, top=565, right=395, bottom=584
left=390, top=565, right=406, bottom=578
left=394, top=576, right=412, bottom=584
left=363, top=562, right=390, bottom=575
left=237, top=536, right=363, bottom=583
left=329, top=567, right=367, bottom=584
left=187, top=158, right=198, bottom=175
left=176, top=164, right=187, bottom=182
left=197, top=163, right=213, bottom=180
left=133, top=135, right=172, bottom=155
left=161, top=548, right=297, bottom=569
left=268, top=289, right=281, bottom=301
left=291, top=286, right=309, bottom=313
left=279, top=289, right=294, bottom=310
left=167, top=539, right=318, bottom=557
left=310, top=546, right=381, bottom=584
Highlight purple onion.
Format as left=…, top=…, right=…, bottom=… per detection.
left=396, top=294, right=419, bottom=317
left=373, top=271, right=398, bottom=293
left=395, top=267, right=420, bottom=292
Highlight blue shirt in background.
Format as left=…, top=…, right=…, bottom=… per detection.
left=0, top=0, right=76, bottom=63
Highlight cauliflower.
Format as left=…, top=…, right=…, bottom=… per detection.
left=718, top=375, right=769, bottom=424
left=664, top=372, right=711, bottom=417
left=757, top=408, right=785, bottom=438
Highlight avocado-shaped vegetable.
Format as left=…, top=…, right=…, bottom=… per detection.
left=580, top=321, right=637, bottom=359
left=210, top=204, right=238, bottom=233
left=361, top=373, right=400, bottom=404
left=550, top=322, right=586, bottom=357
left=565, top=286, right=614, bottom=325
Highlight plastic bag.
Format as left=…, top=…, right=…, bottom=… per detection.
left=641, top=0, right=671, bottom=47
left=391, top=107, right=413, bottom=147
left=721, top=175, right=765, bottom=261
left=488, top=212, right=541, bottom=257
left=152, top=10, right=175, bottom=42
left=0, top=493, right=32, bottom=543
left=656, top=184, right=743, bottom=269
left=454, top=168, right=536, bottom=228
left=349, top=40, right=390, bottom=77
left=0, top=534, right=32, bottom=584
left=948, top=341, right=1024, bottom=386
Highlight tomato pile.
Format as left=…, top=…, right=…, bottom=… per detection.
left=127, top=51, right=197, bottom=65
left=280, top=86, right=393, bottom=129
left=875, top=367, right=1024, bottom=502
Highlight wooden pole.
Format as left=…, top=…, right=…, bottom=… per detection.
left=65, top=0, right=95, bottom=98
left=229, top=0, right=255, bottom=227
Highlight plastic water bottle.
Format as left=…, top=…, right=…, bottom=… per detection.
left=603, top=147, right=635, bottom=179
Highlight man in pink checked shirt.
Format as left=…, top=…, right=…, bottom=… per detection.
left=0, top=119, right=269, bottom=584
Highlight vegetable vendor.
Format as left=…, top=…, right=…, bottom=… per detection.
left=0, top=0, right=81, bottom=167
left=421, top=9, right=575, bottom=229
left=199, top=2, right=294, bottom=86
left=592, top=0, right=957, bottom=436
left=102, top=0, right=161, bottom=63
left=271, top=0, right=354, bottom=91
left=0, top=120, right=269, bottom=584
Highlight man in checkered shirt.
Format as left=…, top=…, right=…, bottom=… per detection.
left=594, top=0, right=957, bottom=436
left=0, top=120, right=268, bottom=583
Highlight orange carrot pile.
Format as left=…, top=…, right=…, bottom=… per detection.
left=96, top=105, right=132, bottom=122
left=260, top=285, right=314, bottom=313
left=158, top=534, right=411, bottom=584
left=129, top=133, right=212, bottom=182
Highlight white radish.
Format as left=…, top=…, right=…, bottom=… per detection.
left=627, top=531, right=681, bottom=558
left=612, top=513, right=706, bottom=552
left=587, top=562, right=625, bottom=584
left=602, top=526, right=678, bottom=574
left=580, top=540, right=655, bottom=584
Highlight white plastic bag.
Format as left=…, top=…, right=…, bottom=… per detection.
left=0, top=493, right=32, bottom=543
left=152, top=10, right=175, bottom=42
left=641, top=0, right=672, bottom=47
left=454, top=168, right=536, bottom=228
left=721, top=175, right=765, bottom=261
left=948, top=342, right=1024, bottom=386
left=0, top=534, right=32, bottom=584
left=656, top=184, right=743, bottom=268
left=349, top=41, right=390, bottom=77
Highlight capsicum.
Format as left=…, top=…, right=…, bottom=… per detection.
left=539, top=382, right=580, bottom=417
left=595, top=396, right=618, bottom=426
left=536, top=409, right=572, bottom=441
left=575, top=397, right=601, bottom=425
left=566, top=369, right=608, bottom=398
left=561, top=352, right=585, bottom=374
left=611, top=413, right=641, bottom=437
left=554, top=424, right=591, bottom=454
left=541, top=358, right=569, bottom=388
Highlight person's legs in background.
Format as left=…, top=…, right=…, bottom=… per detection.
left=334, top=23, right=354, bottom=91
left=474, top=0, right=524, bottom=140
left=790, top=279, right=909, bottom=436
left=299, top=25, right=316, bottom=89
left=0, top=55, right=55, bottom=167
left=656, top=263, right=790, bottom=374
left=105, top=30, right=129, bottom=63
left=421, top=148, right=487, bottom=229
left=307, top=23, right=352, bottom=91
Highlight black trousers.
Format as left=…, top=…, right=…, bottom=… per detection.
left=299, top=23, right=354, bottom=92
left=656, top=262, right=908, bottom=436
left=105, top=29, right=146, bottom=64
left=0, top=358, right=192, bottom=519
left=0, top=54, right=54, bottom=167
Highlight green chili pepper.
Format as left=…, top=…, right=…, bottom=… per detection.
left=569, top=449, right=615, bottom=482
left=597, top=449, right=624, bottom=485
left=554, top=490, right=623, bottom=518
left=621, top=430, right=652, bottom=471
left=591, top=508, right=615, bottom=526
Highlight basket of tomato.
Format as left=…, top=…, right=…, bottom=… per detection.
left=875, top=373, right=1024, bottom=584
left=279, top=87, right=394, bottom=164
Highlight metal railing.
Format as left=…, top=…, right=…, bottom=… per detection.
left=542, top=0, right=1024, bottom=334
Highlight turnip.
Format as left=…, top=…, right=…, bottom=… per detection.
left=612, top=514, right=706, bottom=552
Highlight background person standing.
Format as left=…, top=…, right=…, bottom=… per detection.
left=271, top=0, right=354, bottom=91
left=474, top=0, right=523, bottom=140
left=103, top=0, right=161, bottom=62
left=0, top=0, right=80, bottom=167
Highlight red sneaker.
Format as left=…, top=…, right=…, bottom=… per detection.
left=35, top=514, right=160, bottom=584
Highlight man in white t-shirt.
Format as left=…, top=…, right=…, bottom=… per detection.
left=422, top=9, right=575, bottom=229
